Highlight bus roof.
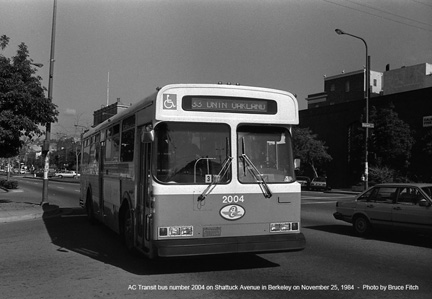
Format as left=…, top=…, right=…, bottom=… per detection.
left=84, top=83, right=298, bottom=138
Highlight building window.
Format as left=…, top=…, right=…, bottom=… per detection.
left=373, top=79, right=377, bottom=87
left=330, top=84, right=335, bottom=92
left=345, top=81, right=350, bottom=92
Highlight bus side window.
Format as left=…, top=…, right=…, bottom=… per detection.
left=106, top=124, right=120, bottom=162
left=121, top=115, right=135, bottom=162
left=121, top=129, right=135, bottom=162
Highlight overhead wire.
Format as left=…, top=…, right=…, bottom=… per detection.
left=410, top=0, right=432, bottom=9
left=322, top=0, right=432, bottom=32
left=344, top=0, right=432, bottom=29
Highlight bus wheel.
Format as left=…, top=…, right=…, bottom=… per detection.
left=122, top=206, right=134, bottom=251
left=86, top=192, right=96, bottom=225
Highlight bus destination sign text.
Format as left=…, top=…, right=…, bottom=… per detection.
left=190, top=98, right=268, bottom=113
left=182, top=96, right=277, bottom=114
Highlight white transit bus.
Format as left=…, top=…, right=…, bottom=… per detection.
left=79, top=83, right=305, bottom=258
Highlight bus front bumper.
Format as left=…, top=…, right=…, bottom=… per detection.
left=154, top=233, right=306, bottom=257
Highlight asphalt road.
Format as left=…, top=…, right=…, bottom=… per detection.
left=1, top=179, right=431, bottom=299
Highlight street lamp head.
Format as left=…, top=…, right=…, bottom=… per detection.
left=335, top=29, right=345, bottom=35
left=30, top=62, right=44, bottom=68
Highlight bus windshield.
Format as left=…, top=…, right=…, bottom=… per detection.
left=154, top=122, right=231, bottom=184
left=238, top=125, right=295, bottom=183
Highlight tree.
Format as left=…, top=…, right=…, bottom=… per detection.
left=368, top=103, right=414, bottom=173
left=0, top=35, right=58, bottom=158
left=292, top=127, right=332, bottom=178
left=422, top=130, right=432, bottom=156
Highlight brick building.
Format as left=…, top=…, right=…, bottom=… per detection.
left=93, top=98, right=130, bottom=127
left=300, top=63, right=432, bottom=188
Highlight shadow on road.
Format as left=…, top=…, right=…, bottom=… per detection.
left=42, top=207, right=279, bottom=275
left=305, top=224, right=432, bottom=249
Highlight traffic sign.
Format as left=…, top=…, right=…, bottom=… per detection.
left=362, top=123, right=374, bottom=128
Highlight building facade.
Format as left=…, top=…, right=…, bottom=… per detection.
left=93, top=98, right=130, bottom=127
left=306, top=69, right=383, bottom=109
left=300, top=63, right=432, bottom=188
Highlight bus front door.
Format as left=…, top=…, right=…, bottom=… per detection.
left=136, top=127, right=152, bottom=254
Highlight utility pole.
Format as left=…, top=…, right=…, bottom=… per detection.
left=41, top=0, right=57, bottom=206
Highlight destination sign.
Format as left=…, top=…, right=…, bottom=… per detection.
left=182, top=96, right=277, bottom=114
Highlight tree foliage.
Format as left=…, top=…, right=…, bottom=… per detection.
left=292, top=127, right=332, bottom=177
left=0, top=35, right=58, bottom=158
left=422, top=130, right=432, bottom=156
left=369, top=103, right=414, bottom=172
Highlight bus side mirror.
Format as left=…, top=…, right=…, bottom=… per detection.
left=141, top=130, right=154, bottom=143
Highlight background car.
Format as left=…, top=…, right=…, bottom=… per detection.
left=309, top=177, right=330, bottom=191
left=54, top=170, right=78, bottom=178
left=334, top=183, right=432, bottom=236
left=33, top=169, right=55, bottom=178
left=296, top=176, right=311, bottom=189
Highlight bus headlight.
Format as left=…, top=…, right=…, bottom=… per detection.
left=159, top=226, right=193, bottom=237
left=270, top=222, right=299, bottom=232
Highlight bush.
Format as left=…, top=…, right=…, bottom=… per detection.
left=393, top=175, right=412, bottom=183
left=369, top=166, right=394, bottom=184
left=0, top=179, right=19, bottom=189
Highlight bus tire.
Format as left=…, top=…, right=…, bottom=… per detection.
left=86, top=190, right=96, bottom=225
left=121, top=205, right=135, bottom=252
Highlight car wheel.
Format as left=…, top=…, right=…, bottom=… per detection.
left=353, top=215, right=370, bottom=236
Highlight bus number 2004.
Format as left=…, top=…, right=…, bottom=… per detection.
left=222, top=195, right=244, bottom=203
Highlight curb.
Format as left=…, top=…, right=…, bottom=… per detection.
left=0, top=187, right=24, bottom=193
left=22, top=176, right=80, bottom=184
left=324, top=190, right=360, bottom=195
left=0, top=203, right=61, bottom=223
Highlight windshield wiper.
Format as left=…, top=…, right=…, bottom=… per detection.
left=241, top=153, right=272, bottom=198
left=197, top=157, right=233, bottom=202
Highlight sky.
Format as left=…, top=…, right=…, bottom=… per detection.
left=1, top=0, right=432, bottom=138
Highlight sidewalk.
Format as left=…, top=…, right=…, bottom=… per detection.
left=0, top=188, right=60, bottom=223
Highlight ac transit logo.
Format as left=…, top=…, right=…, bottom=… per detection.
left=220, top=204, right=245, bottom=221
left=163, top=94, right=177, bottom=110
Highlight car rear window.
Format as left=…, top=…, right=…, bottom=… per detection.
left=359, top=187, right=397, bottom=203
left=421, top=187, right=432, bottom=199
left=373, top=187, right=397, bottom=203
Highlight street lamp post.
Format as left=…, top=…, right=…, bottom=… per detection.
left=335, top=28, right=370, bottom=190
left=41, top=0, right=57, bottom=205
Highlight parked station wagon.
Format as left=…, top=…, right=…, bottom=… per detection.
left=309, top=177, right=330, bottom=191
left=334, top=183, right=432, bottom=236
